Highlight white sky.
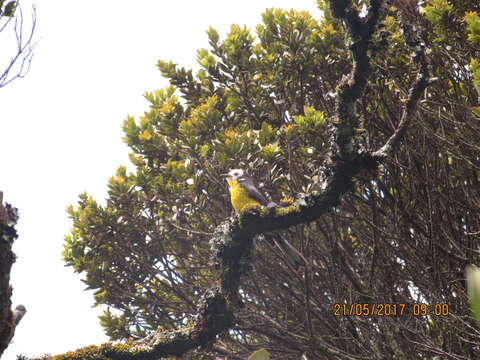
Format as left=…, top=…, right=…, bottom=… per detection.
left=1, top=1, right=321, bottom=358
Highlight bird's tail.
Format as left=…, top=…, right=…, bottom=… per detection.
left=267, top=233, right=307, bottom=270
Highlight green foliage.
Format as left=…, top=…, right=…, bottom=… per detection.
left=465, top=12, right=480, bottom=102
left=471, top=58, right=480, bottom=98
left=98, top=309, right=132, bottom=340
left=465, top=11, right=480, bottom=45
left=248, top=349, right=270, bottom=360
left=294, top=106, right=327, bottom=133
left=466, top=266, right=480, bottom=327
left=423, top=0, right=453, bottom=24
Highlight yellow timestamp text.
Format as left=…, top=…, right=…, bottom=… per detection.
left=332, top=303, right=449, bottom=316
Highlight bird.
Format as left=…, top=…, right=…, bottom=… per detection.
left=7, top=304, right=26, bottom=345
left=12, top=304, right=26, bottom=325
left=222, top=168, right=306, bottom=270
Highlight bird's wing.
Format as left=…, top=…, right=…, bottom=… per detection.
left=241, top=177, right=270, bottom=206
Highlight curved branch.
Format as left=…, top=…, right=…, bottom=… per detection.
left=329, top=0, right=386, bottom=161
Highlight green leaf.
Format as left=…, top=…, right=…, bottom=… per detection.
left=465, top=12, right=480, bottom=45
left=422, top=0, right=452, bottom=25
left=259, top=122, right=275, bottom=146
left=260, top=143, right=281, bottom=160
left=472, top=106, right=480, bottom=117
left=206, top=26, right=220, bottom=46
left=248, top=349, right=270, bottom=360
left=466, top=265, right=480, bottom=327
left=470, top=59, right=480, bottom=98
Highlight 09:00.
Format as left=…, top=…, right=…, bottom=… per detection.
left=413, top=303, right=449, bottom=316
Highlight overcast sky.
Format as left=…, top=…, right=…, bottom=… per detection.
left=1, top=1, right=321, bottom=358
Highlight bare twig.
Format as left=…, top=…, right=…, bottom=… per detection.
left=0, top=4, right=37, bottom=88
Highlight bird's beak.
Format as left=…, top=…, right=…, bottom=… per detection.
left=220, top=173, right=229, bottom=178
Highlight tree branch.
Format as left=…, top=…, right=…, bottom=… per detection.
left=0, top=192, right=24, bottom=357
left=0, top=4, right=37, bottom=89
left=372, top=9, right=437, bottom=159
left=329, top=0, right=386, bottom=161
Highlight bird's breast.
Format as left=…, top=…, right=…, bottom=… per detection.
left=228, top=180, right=261, bottom=214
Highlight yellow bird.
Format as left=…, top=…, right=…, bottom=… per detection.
left=222, top=169, right=306, bottom=269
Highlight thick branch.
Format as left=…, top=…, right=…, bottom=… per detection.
left=329, top=0, right=386, bottom=161
left=0, top=192, right=22, bottom=357
left=237, top=153, right=379, bottom=234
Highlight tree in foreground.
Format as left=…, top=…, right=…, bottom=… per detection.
left=24, top=0, right=480, bottom=358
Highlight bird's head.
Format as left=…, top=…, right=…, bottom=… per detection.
left=221, top=168, right=247, bottom=186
